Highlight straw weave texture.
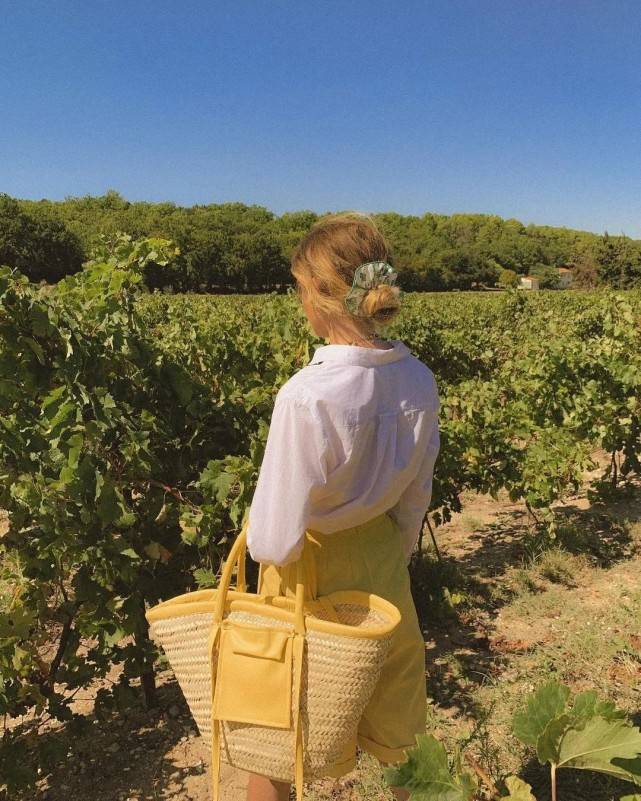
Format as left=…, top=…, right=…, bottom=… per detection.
left=149, top=601, right=395, bottom=781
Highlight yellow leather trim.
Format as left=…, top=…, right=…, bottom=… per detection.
left=228, top=622, right=291, bottom=660
left=148, top=589, right=400, bottom=637
left=145, top=589, right=263, bottom=621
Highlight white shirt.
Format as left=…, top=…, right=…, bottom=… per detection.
left=246, top=338, right=440, bottom=568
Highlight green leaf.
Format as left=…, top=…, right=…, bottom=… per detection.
left=179, top=507, right=204, bottom=545
left=46, top=399, right=76, bottom=433
left=41, top=384, right=66, bottom=415
left=180, top=524, right=198, bottom=545
left=115, top=510, right=136, bottom=529
left=67, top=433, right=83, bottom=469
left=501, top=776, right=536, bottom=800
left=104, top=626, right=127, bottom=647
left=94, top=469, right=104, bottom=502
left=606, top=756, right=641, bottom=789
left=23, top=336, right=45, bottom=364
left=382, top=734, right=477, bottom=800
left=12, top=645, right=29, bottom=672
left=512, top=680, right=571, bottom=747
left=29, top=304, right=53, bottom=337
left=555, top=716, right=641, bottom=784
left=193, top=567, right=218, bottom=588
left=96, top=478, right=121, bottom=524
left=164, top=363, right=193, bottom=405
left=213, top=470, right=236, bottom=503
left=537, top=713, right=571, bottom=764
left=570, top=690, right=626, bottom=725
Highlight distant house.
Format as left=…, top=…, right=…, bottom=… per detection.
left=518, top=275, right=540, bottom=290
left=557, top=267, right=574, bottom=288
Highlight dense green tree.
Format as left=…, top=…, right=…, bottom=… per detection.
left=571, top=251, right=600, bottom=289
left=498, top=268, right=519, bottom=288
left=437, top=246, right=499, bottom=289
left=8, top=192, right=641, bottom=291
left=592, top=232, right=641, bottom=288
left=0, top=194, right=84, bottom=282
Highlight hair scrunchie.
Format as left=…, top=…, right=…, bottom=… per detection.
left=343, top=261, right=401, bottom=316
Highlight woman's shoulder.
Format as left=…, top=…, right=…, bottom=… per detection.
left=409, top=355, right=439, bottom=398
left=274, top=364, right=355, bottom=424
left=274, top=368, right=323, bottom=410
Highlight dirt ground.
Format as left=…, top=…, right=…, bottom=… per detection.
left=5, top=449, right=641, bottom=801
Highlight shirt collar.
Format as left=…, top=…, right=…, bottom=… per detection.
left=308, top=339, right=411, bottom=367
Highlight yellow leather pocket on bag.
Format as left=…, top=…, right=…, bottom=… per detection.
left=212, top=622, right=294, bottom=728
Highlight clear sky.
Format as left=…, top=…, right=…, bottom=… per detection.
left=2, top=1, right=640, bottom=235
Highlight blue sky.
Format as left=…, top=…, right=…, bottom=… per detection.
left=1, top=1, right=640, bottom=236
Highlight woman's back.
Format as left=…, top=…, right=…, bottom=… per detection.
left=246, top=337, right=440, bottom=566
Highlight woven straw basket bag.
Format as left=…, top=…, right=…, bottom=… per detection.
left=145, top=515, right=402, bottom=801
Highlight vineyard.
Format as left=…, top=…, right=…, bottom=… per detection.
left=1, top=238, right=641, bottom=800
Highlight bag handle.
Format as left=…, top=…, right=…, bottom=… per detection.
left=209, top=517, right=248, bottom=613
left=209, top=512, right=307, bottom=801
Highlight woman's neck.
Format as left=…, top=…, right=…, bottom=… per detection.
left=328, top=333, right=390, bottom=348
left=323, top=319, right=391, bottom=348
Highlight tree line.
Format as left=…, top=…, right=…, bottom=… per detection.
left=1, top=189, right=640, bottom=291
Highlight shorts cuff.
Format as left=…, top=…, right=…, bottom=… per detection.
left=356, top=733, right=415, bottom=765
left=321, top=751, right=357, bottom=778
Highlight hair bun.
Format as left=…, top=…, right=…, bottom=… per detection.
left=359, top=284, right=402, bottom=324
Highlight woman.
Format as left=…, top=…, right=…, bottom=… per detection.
left=245, top=212, right=441, bottom=801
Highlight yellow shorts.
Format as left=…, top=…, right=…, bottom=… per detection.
left=257, top=511, right=427, bottom=778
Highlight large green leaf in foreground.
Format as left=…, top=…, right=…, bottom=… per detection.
left=513, top=680, right=641, bottom=796
left=543, top=715, right=641, bottom=784
left=512, top=680, right=571, bottom=747
left=383, top=734, right=477, bottom=801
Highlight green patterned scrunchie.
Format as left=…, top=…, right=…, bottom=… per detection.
left=343, top=261, right=402, bottom=317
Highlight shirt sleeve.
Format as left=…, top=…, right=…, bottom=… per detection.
left=246, top=392, right=329, bottom=567
left=387, top=407, right=441, bottom=565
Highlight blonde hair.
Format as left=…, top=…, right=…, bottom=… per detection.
left=291, top=212, right=402, bottom=332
